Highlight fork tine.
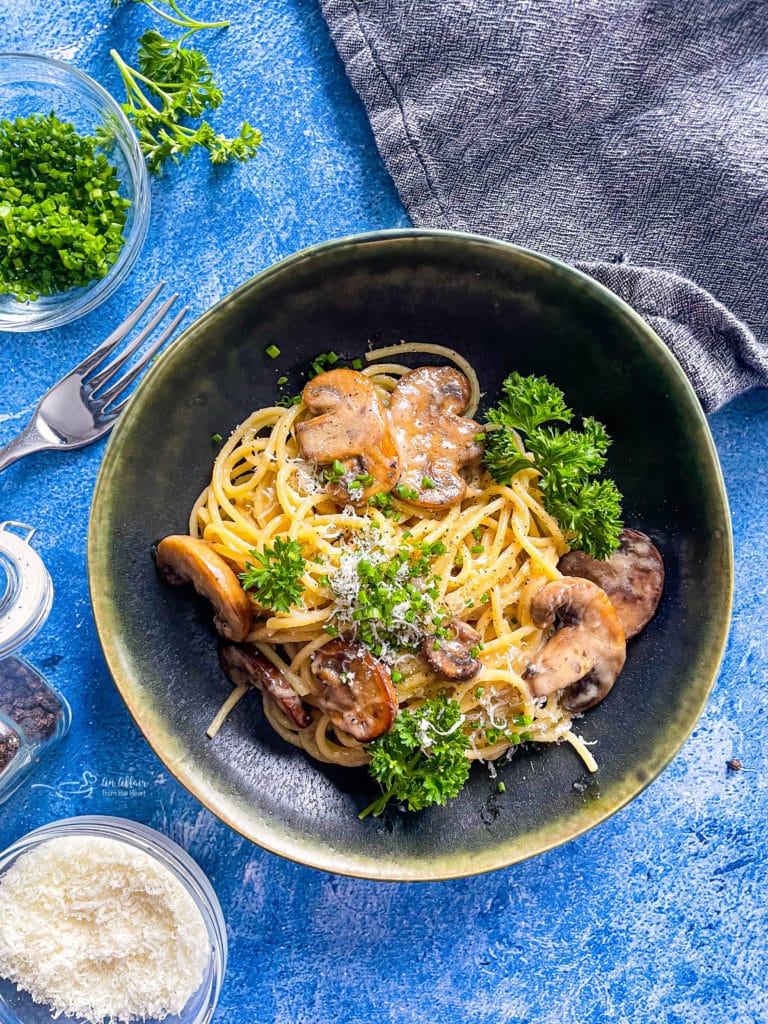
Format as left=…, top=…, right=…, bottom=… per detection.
left=88, top=293, right=179, bottom=390
left=72, top=283, right=166, bottom=379
left=100, top=306, right=189, bottom=408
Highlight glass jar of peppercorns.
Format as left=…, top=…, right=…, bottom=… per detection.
left=0, top=522, right=71, bottom=806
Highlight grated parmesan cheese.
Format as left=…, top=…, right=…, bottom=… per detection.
left=328, top=530, right=438, bottom=663
left=0, top=834, right=210, bottom=1023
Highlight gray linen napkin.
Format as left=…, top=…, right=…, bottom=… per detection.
left=320, top=0, right=768, bottom=411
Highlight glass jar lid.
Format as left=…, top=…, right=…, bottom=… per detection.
left=0, top=523, right=54, bottom=659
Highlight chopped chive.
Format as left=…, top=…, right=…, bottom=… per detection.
left=276, top=375, right=288, bottom=386
left=421, top=476, right=435, bottom=489
left=471, top=545, right=484, bottom=555
left=352, top=358, right=363, bottom=370
left=497, top=782, right=506, bottom=794
left=211, top=432, right=223, bottom=443
left=265, top=344, right=280, bottom=358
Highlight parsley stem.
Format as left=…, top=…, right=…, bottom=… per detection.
left=143, top=0, right=229, bottom=32
left=112, top=49, right=217, bottom=141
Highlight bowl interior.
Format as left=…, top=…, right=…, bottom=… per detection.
left=89, top=231, right=732, bottom=880
left=0, top=54, right=148, bottom=331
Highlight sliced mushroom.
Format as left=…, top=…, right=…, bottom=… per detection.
left=155, top=535, right=252, bottom=642
left=388, top=367, right=483, bottom=508
left=422, top=620, right=482, bottom=681
left=558, top=529, right=664, bottom=639
left=310, top=638, right=398, bottom=741
left=218, top=643, right=311, bottom=728
left=522, top=576, right=626, bottom=712
left=295, top=368, right=399, bottom=503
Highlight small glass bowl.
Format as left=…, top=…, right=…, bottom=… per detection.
left=0, top=522, right=71, bottom=807
left=0, top=816, right=228, bottom=1024
left=0, top=54, right=150, bottom=332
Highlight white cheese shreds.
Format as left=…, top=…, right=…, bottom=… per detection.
left=0, top=834, right=211, bottom=1024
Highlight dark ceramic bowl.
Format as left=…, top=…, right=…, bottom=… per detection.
left=88, top=230, right=732, bottom=880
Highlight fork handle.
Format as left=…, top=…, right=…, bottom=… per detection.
left=0, top=423, right=52, bottom=473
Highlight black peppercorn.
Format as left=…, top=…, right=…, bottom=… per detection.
left=0, top=657, right=64, bottom=776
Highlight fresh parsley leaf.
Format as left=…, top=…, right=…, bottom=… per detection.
left=109, top=2, right=261, bottom=174
left=482, top=427, right=534, bottom=484
left=359, top=695, right=470, bottom=818
left=483, top=373, right=623, bottom=559
left=526, top=417, right=610, bottom=482
left=541, top=477, right=623, bottom=561
left=487, top=372, right=573, bottom=435
left=239, top=537, right=306, bottom=613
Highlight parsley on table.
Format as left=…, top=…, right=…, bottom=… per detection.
left=238, top=537, right=306, bottom=613
left=0, top=113, right=130, bottom=301
left=110, top=0, right=261, bottom=174
left=360, top=695, right=470, bottom=818
left=483, top=372, right=623, bottom=559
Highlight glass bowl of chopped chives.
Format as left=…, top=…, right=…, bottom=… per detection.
left=0, top=54, right=150, bottom=332
left=0, top=815, right=227, bottom=1024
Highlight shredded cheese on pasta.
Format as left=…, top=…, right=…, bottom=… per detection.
left=191, top=350, right=597, bottom=774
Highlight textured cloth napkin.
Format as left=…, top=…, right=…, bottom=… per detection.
left=320, top=0, right=768, bottom=411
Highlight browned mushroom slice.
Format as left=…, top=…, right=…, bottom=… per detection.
left=422, top=620, right=482, bottom=681
left=218, top=643, right=311, bottom=729
left=295, top=368, right=399, bottom=503
left=522, top=577, right=626, bottom=712
left=558, top=529, right=664, bottom=639
left=155, top=535, right=252, bottom=642
left=388, top=367, right=483, bottom=508
left=310, top=638, right=398, bottom=741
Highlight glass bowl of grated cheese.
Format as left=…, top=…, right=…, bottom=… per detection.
left=0, top=815, right=227, bottom=1024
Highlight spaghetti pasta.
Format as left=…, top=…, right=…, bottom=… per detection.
left=190, top=349, right=596, bottom=777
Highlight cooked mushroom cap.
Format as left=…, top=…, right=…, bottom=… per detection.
left=422, top=620, right=482, bottom=681
left=388, top=367, right=483, bottom=508
left=155, top=535, right=252, bottom=642
left=523, top=576, right=626, bottom=712
left=218, top=643, right=311, bottom=728
left=295, top=368, right=399, bottom=503
left=310, top=638, right=398, bottom=741
left=558, top=529, right=664, bottom=639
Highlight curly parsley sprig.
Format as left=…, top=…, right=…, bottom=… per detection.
left=238, top=537, right=306, bottom=614
left=360, top=695, right=470, bottom=818
left=483, top=373, right=623, bottom=559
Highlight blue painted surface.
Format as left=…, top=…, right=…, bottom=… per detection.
left=1, top=3, right=766, bottom=1022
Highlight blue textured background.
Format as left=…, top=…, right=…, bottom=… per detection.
left=1, top=3, right=766, bottom=1022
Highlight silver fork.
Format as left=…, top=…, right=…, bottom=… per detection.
left=0, top=284, right=188, bottom=473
